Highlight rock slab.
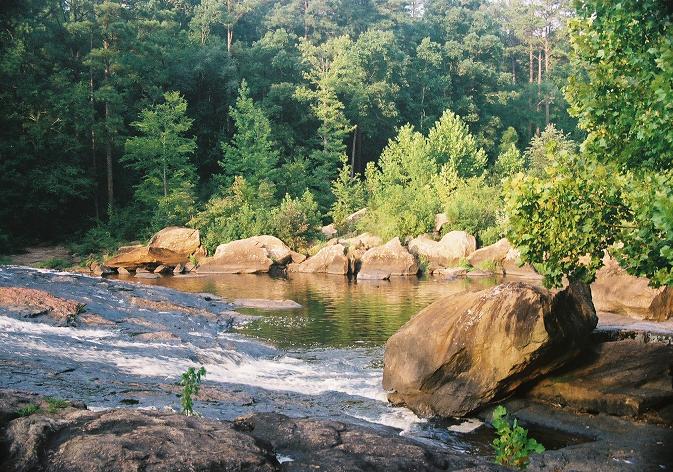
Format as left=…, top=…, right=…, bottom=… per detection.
left=383, top=282, right=598, bottom=417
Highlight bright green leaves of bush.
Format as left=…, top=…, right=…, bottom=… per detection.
left=504, top=153, right=628, bottom=288
left=491, top=406, right=545, bottom=469
left=615, top=173, right=673, bottom=287
left=180, top=366, right=206, bottom=416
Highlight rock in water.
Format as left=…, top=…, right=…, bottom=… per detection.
left=197, top=236, right=293, bottom=274
left=357, top=237, right=418, bottom=280
left=291, top=244, right=350, bottom=275
left=383, top=282, right=598, bottom=417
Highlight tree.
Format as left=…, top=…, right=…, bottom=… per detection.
left=122, top=91, right=197, bottom=225
left=525, top=124, right=576, bottom=175
left=219, top=80, right=279, bottom=189
left=504, top=153, right=628, bottom=288
left=329, top=157, right=367, bottom=231
left=426, top=110, right=488, bottom=178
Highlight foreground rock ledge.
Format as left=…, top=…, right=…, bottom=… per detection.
left=383, top=282, right=598, bottom=417
left=0, top=391, right=503, bottom=472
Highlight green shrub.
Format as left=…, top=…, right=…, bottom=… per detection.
left=45, top=397, right=69, bottom=414
left=441, top=177, right=502, bottom=245
left=37, top=258, right=69, bottom=270
left=190, top=177, right=276, bottom=253
left=329, top=157, right=367, bottom=234
left=361, top=126, right=441, bottom=240
left=504, top=153, right=628, bottom=288
left=17, top=404, right=40, bottom=417
left=491, top=405, right=545, bottom=469
left=427, top=110, right=488, bottom=178
left=272, top=191, right=322, bottom=252
left=180, top=366, right=206, bottom=416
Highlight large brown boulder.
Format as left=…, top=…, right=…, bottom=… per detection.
left=356, top=238, right=418, bottom=280
left=148, top=226, right=200, bottom=256
left=592, top=256, right=673, bottom=321
left=0, top=287, right=82, bottom=326
left=525, top=339, right=673, bottom=423
left=291, top=244, right=350, bottom=275
left=408, top=231, right=476, bottom=272
left=198, top=236, right=292, bottom=274
left=467, top=238, right=539, bottom=278
left=105, top=227, right=201, bottom=269
left=383, top=282, right=598, bottom=417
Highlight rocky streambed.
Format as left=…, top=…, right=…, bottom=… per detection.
left=0, top=266, right=672, bottom=471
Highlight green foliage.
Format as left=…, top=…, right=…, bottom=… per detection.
left=17, top=404, right=40, bottom=417
left=361, top=126, right=440, bottom=240
left=122, top=91, right=198, bottom=233
left=494, top=144, right=525, bottom=181
left=615, top=173, right=673, bottom=287
left=441, top=177, right=502, bottom=246
left=525, top=125, right=577, bottom=176
left=491, top=405, right=545, bottom=469
left=190, top=177, right=276, bottom=253
left=329, top=158, right=367, bottom=233
left=180, top=366, right=206, bottom=416
left=36, top=258, right=69, bottom=270
left=220, top=80, right=279, bottom=188
left=504, top=153, right=629, bottom=288
left=427, top=110, right=488, bottom=179
left=45, top=397, right=69, bottom=414
left=566, top=0, right=673, bottom=171
left=272, top=191, right=322, bottom=252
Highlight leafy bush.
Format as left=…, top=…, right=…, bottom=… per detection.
left=360, top=126, right=440, bottom=240
left=149, top=181, right=198, bottom=234
left=190, top=177, right=276, bottom=253
left=329, top=158, right=367, bottom=234
left=616, top=172, right=673, bottom=287
left=525, top=125, right=577, bottom=176
left=427, top=110, right=488, bottom=178
left=491, top=405, right=545, bottom=469
left=441, top=177, right=502, bottom=245
left=272, top=191, right=322, bottom=252
left=180, top=366, right=206, bottom=416
left=493, top=144, right=525, bottom=181
left=45, top=397, right=69, bottom=414
left=71, top=224, right=121, bottom=258
left=17, top=404, right=40, bottom=417
left=37, top=258, right=69, bottom=270
left=504, top=153, right=629, bottom=288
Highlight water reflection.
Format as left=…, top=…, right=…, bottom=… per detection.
left=113, top=273, right=501, bottom=348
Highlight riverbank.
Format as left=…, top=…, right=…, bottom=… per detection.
left=0, top=266, right=671, bottom=470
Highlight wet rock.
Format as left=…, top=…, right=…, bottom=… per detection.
left=198, top=236, right=293, bottom=274
left=357, top=269, right=391, bottom=280
left=467, top=238, right=511, bottom=271
left=357, top=238, right=418, bottom=280
left=502, top=247, right=541, bottom=279
left=434, top=267, right=468, bottom=279
left=2, top=408, right=278, bottom=472
left=292, top=244, right=350, bottom=275
left=116, top=267, right=130, bottom=275
left=233, top=299, right=302, bottom=310
left=134, top=331, right=179, bottom=342
left=0, top=287, right=82, bottom=326
left=526, top=339, right=673, bottom=423
left=592, top=255, right=673, bottom=321
left=172, top=263, right=184, bottom=274
left=234, top=412, right=503, bottom=472
left=383, top=282, right=598, bottom=417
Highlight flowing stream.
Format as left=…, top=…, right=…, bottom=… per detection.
left=1, top=268, right=579, bottom=457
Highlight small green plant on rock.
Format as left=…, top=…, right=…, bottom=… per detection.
left=491, top=405, right=545, bottom=469
left=45, top=397, right=69, bottom=413
left=17, top=404, right=40, bottom=417
left=180, top=366, right=206, bottom=416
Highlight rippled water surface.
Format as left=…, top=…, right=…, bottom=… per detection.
left=114, top=273, right=502, bottom=348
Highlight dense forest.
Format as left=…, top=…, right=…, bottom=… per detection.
left=1, top=0, right=672, bottom=290
left=0, top=0, right=576, bottom=246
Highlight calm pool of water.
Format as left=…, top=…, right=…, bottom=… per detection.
left=114, top=273, right=503, bottom=348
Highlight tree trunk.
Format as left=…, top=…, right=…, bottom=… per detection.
left=103, top=35, right=113, bottom=209
left=528, top=41, right=533, bottom=138
left=350, top=126, right=357, bottom=178
left=227, top=26, right=233, bottom=53
left=511, top=56, right=516, bottom=85
left=89, top=30, right=99, bottom=220
left=303, top=0, right=308, bottom=39
left=544, top=29, right=551, bottom=127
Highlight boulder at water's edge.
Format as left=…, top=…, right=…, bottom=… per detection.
left=383, top=282, right=597, bottom=417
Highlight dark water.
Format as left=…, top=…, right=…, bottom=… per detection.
left=113, top=272, right=502, bottom=348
